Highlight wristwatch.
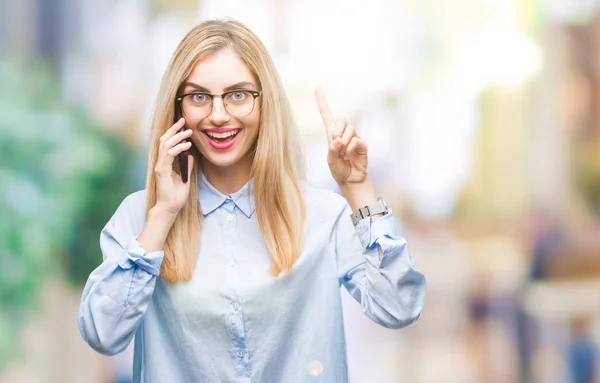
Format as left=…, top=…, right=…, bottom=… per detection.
left=350, top=197, right=389, bottom=225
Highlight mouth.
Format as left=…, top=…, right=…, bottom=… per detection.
left=203, top=129, right=241, bottom=150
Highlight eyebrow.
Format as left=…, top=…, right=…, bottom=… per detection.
left=182, top=81, right=257, bottom=93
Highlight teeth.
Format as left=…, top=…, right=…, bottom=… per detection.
left=206, top=130, right=239, bottom=139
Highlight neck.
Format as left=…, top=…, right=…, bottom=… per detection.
left=200, top=157, right=252, bottom=195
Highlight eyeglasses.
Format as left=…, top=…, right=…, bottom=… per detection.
left=176, top=90, right=262, bottom=120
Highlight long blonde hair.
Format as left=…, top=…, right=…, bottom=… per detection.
left=145, top=18, right=306, bottom=283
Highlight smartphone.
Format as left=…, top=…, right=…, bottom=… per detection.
left=174, top=103, right=189, bottom=183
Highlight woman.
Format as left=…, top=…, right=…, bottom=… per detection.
left=78, top=18, right=426, bottom=383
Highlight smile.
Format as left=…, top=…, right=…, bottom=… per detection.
left=205, top=129, right=240, bottom=139
left=203, top=129, right=240, bottom=150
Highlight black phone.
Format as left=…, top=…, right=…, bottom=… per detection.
left=174, top=103, right=189, bottom=183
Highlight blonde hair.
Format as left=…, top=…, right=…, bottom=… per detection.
left=145, top=18, right=306, bottom=283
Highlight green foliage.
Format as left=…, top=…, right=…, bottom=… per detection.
left=149, top=0, right=199, bottom=16
left=0, top=58, right=142, bottom=368
left=573, top=141, right=600, bottom=215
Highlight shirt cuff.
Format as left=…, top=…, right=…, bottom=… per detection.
left=116, top=237, right=164, bottom=276
left=355, top=209, right=399, bottom=249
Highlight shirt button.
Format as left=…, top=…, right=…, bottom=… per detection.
left=233, top=302, right=240, bottom=310
left=227, top=215, right=234, bottom=222
left=237, top=350, right=245, bottom=357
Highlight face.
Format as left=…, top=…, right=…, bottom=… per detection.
left=182, top=48, right=261, bottom=174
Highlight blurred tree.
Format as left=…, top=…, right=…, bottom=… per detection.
left=574, top=142, right=600, bottom=215
left=0, top=58, right=141, bottom=369
left=150, top=0, right=199, bottom=16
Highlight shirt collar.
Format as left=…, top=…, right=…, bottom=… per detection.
left=198, top=174, right=256, bottom=218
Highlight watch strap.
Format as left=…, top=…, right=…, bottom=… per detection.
left=350, top=197, right=388, bottom=225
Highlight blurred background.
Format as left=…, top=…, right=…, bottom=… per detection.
left=2, top=0, right=600, bottom=382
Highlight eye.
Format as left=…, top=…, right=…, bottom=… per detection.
left=190, top=93, right=210, bottom=104
left=227, top=91, right=248, bottom=102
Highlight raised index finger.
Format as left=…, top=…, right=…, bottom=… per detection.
left=315, top=87, right=335, bottom=139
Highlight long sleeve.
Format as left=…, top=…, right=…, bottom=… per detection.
left=334, top=204, right=426, bottom=329
left=77, top=191, right=163, bottom=356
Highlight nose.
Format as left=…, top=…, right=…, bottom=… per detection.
left=207, top=96, right=231, bottom=125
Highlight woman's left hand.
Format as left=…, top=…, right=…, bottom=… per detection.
left=315, top=88, right=369, bottom=186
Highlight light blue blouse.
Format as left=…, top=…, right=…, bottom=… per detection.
left=78, top=176, right=426, bottom=383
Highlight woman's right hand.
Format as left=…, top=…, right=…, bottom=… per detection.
left=154, top=118, right=194, bottom=215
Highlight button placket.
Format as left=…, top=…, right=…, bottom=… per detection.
left=221, top=199, right=250, bottom=375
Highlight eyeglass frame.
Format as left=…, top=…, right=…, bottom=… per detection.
left=175, top=89, right=262, bottom=120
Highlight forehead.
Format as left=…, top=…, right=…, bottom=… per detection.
left=187, top=48, right=256, bottom=90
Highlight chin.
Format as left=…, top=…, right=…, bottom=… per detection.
left=201, top=150, right=246, bottom=168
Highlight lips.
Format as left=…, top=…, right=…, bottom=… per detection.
left=205, top=129, right=240, bottom=139
left=203, top=128, right=240, bottom=150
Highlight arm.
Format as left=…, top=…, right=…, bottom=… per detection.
left=314, top=88, right=426, bottom=328
left=333, top=191, right=426, bottom=329
left=77, top=195, right=173, bottom=355
left=78, top=118, right=193, bottom=355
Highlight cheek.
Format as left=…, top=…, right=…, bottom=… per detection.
left=243, top=123, right=259, bottom=146
left=243, top=111, right=261, bottom=137
left=240, top=125, right=259, bottom=153
left=190, top=135, right=205, bottom=153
